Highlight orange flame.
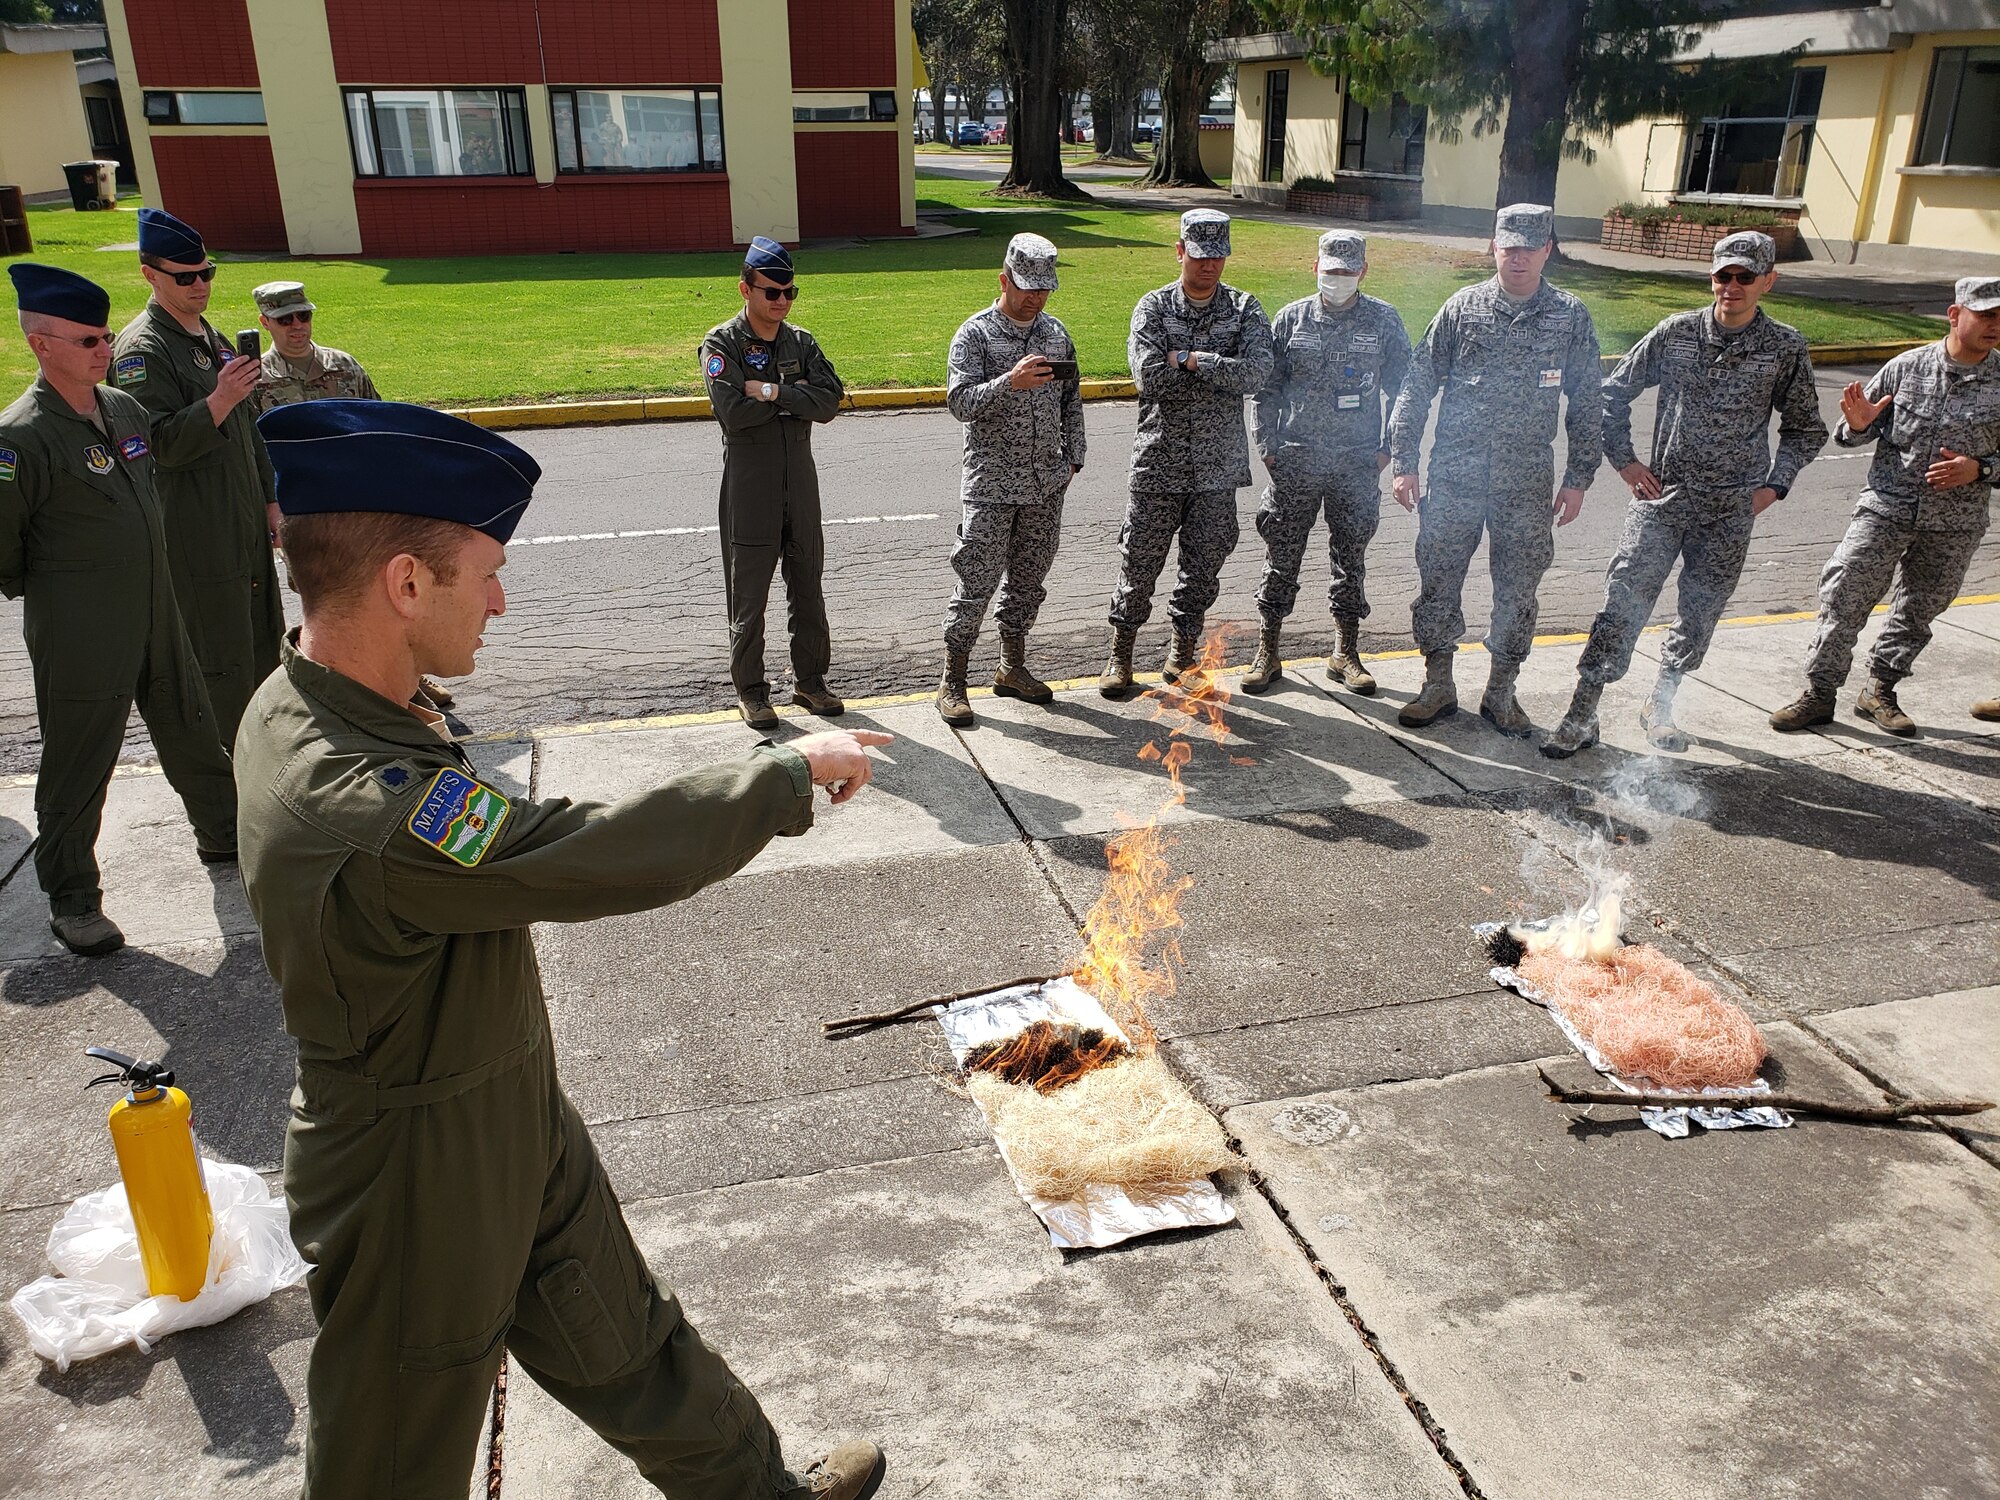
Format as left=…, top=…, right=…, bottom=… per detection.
left=1070, top=629, right=1239, bottom=1050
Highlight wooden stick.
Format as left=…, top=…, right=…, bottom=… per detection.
left=822, top=972, right=1072, bottom=1035
left=1536, top=1064, right=1994, bottom=1123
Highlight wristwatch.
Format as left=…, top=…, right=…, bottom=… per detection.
left=1978, top=455, right=1997, bottom=484
left=761, top=381, right=774, bottom=399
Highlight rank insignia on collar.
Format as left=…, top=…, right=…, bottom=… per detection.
left=119, top=434, right=149, bottom=461
left=0, top=448, right=15, bottom=483
left=705, top=352, right=725, bottom=379
left=114, top=355, right=145, bottom=386
left=407, top=767, right=510, bottom=867
left=192, top=347, right=213, bottom=370
left=83, top=444, right=113, bottom=475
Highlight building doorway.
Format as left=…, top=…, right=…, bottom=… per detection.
left=1262, top=69, right=1288, bottom=182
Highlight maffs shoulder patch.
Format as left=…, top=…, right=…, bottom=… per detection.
left=407, top=768, right=510, bottom=868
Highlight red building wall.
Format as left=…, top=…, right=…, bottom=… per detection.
left=787, top=0, right=897, bottom=88
left=125, top=0, right=259, bottom=88
left=794, top=131, right=902, bottom=238
left=151, top=136, right=286, bottom=252
left=353, top=177, right=733, bottom=257
left=327, top=0, right=721, bottom=84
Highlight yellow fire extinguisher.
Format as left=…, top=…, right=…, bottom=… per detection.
left=85, top=1046, right=214, bottom=1301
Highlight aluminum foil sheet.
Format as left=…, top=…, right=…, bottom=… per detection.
left=935, top=976, right=1235, bottom=1250
left=1474, top=922, right=1792, bottom=1139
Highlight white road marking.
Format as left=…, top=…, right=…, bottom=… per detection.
left=517, top=512, right=941, bottom=547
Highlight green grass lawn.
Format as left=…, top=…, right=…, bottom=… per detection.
left=0, top=186, right=1939, bottom=408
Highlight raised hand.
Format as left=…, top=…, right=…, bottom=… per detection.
left=1840, top=381, right=1891, bottom=432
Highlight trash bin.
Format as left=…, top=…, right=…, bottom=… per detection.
left=0, top=185, right=29, bottom=254
left=62, top=161, right=119, bottom=212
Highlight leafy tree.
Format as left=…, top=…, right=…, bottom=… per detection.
left=914, top=0, right=1004, bottom=145
left=47, top=0, right=104, bottom=20
left=996, top=0, right=1089, bottom=198
left=0, top=0, right=56, bottom=22
left=1076, top=0, right=1162, bottom=161
left=1252, top=0, right=1784, bottom=209
left=1137, top=0, right=1258, bottom=188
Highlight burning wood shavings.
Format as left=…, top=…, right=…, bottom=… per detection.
left=1518, top=944, right=1767, bottom=1091
left=965, top=1056, right=1233, bottom=1200
left=962, top=1020, right=1130, bottom=1094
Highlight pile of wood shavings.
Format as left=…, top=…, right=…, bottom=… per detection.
left=962, top=1019, right=1129, bottom=1094
left=1519, top=943, right=1767, bottom=1090
left=965, top=1056, right=1233, bottom=1199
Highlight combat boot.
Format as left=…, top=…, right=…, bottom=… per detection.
left=936, top=650, right=974, bottom=727
left=1099, top=626, right=1138, bottom=699
left=737, top=690, right=780, bottom=731
left=797, top=1438, right=886, bottom=1500
left=1641, top=669, right=1688, bottom=752
left=1328, top=615, right=1376, bottom=695
left=1855, top=675, right=1915, bottom=737
left=1541, top=682, right=1602, bottom=760
left=992, top=630, right=1054, bottom=704
left=1397, top=652, right=1458, bottom=727
left=418, top=676, right=455, bottom=710
left=1162, top=628, right=1199, bottom=684
left=1242, top=623, right=1283, bottom=694
left=50, top=908, right=123, bottom=958
left=1769, top=687, right=1835, bottom=732
left=1973, top=699, right=2000, bottom=722
left=1480, top=659, right=1533, bottom=738
left=791, top=681, right=845, bottom=717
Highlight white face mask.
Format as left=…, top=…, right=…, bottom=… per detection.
left=1318, top=270, right=1361, bottom=303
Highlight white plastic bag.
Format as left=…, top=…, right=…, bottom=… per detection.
left=8, top=1157, right=308, bottom=1372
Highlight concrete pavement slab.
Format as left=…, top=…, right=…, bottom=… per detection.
left=1854, top=734, right=2000, bottom=812
left=1810, top=987, right=2000, bottom=1165
left=1228, top=1030, right=2000, bottom=1500
left=495, top=1149, right=1464, bottom=1500
left=465, top=735, right=534, bottom=799
left=960, top=676, right=1455, bottom=838
left=533, top=703, right=1021, bottom=873
left=1938, top=599, right=2000, bottom=643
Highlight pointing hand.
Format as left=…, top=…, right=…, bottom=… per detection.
left=1840, top=381, right=1891, bottom=432
left=791, top=729, right=893, bottom=805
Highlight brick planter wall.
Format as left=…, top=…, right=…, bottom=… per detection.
left=1601, top=210, right=1802, bottom=262
left=1287, top=178, right=1421, bottom=221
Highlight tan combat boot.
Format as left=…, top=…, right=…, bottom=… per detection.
left=1398, top=652, right=1458, bottom=727
left=1541, top=681, right=1602, bottom=760
left=1242, top=623, right=1283, bottom=694
left=936, top=650, right=974, bottom=727
left=797, top=1437, right=886, bottom=1499
left=791, top=681, right=846, bottom=717
left=1099, top=626, right=1138, bottom=699
left=1162, top=627, right=1199, bottom=684
left=1480, top=659, right=1533, bottom=738
left=1855, top=675, right=1915, bottom=736
left=1770, top=686, right=1835, bottom=731
left=1328, top=614, right=1376, bottom=695
left=992, top=630, right=1054, bottom=704
left=1641, top=668, right=1688, bottom=752
left=737, top=690, right=780, bottom=730
left=1973, top=698, right=2000, bottom=722
left=50, top=908, right=124, bottom=958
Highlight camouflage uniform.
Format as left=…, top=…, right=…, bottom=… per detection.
left=251, top=344, right=379, bottom=416
left=1250, top=292, right=1409, bottom=624
left=1390, top=277, right=1603, bottom=665
left=942, top=302, right=1085, bottom=656
left=1802, top=339, right=2000, bottom=690
left=1110, top=280, right=1274, bottom=634
left=1581, top=308, right=1827, bottom=684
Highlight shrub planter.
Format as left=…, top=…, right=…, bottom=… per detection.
left=1601, top=208, right=1802, bottom=262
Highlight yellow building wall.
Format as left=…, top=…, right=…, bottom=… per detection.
left=1422, top=109, right=1670, bottom=222
left=718, top=0, right=798, bottom=242
left=1881, top=31, right=2000, bottom=255
left=0, top=51, right=94, bottom=199
left=1796, top=52, right=1885, bottom=251
left=896, top=0, right=916, bottom=229
left=1199, top=126, right=1234, bottom=181
left=1231, top=60, right=1270, bottom=187
left=243, top=0, right=362, bottom=255
left=101, top=0, right=159, bottom=210
left=1230, top=59, right=1343, bottom=188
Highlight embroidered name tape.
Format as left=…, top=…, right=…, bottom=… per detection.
left=407, top=768, right=510, bottom=868
left=1337, top=393, right=1363, bottom=410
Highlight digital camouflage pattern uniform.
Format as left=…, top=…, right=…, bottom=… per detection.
left=1112, top=280, right=1274, bottom=635
left=0, top=378, right=237, bottom=917
left=238, top=635, right=822, bottom=1499
left=1250, top=291, right=1410, bottom=625
left=111, top=301, right=284, bottom=744
left=942, top=301, right=1085, bottom=656
left=1584, top=307, right=1827, bottom=684
left=250, top=343, right=380, bottom=416
left=1803, top=338, right=2000, bottom=691
left=699, top=311, right=844, bottom=696
left=1390, top=277, right=1603, bottom=664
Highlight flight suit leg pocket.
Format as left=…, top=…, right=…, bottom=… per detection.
left=522, top=1172, right=658, bottom=1387
left=393, top=1305, right=510, bottom=1495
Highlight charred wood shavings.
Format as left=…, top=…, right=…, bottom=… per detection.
left=962, top=1019, right=1130, bottom=1094
left=1480, top=926, right=1528, bottom=967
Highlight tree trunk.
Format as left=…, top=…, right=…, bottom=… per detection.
left=1140, top=52, right=1219, bottom=188
left=1093, top=77, right=1137, bottom=160
left=1496, top=0, right=1586, bottom=209
left=931, top=84, right=949, bottom=146
left=997, top=0, right=1088, bottom=199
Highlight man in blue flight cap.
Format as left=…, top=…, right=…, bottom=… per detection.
left=239, top=397, right=891, bottom=1498
left=112, top=206, right=283, bottom=748
left=0, top=263, right=239, bottom=956
left=699, top=235, right=848, bottom=729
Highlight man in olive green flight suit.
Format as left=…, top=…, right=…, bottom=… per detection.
left=239, top=398, right=889, bottom=1500
left=112, top=207, right=283, bottom=747
left=1, top=263, right=238, bottom=958
left=699, top=236, right=847, bottom=730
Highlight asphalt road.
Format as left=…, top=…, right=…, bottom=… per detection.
left=1, top=363, right=1994, bottom=773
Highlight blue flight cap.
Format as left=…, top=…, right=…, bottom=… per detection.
left=257, top=400, right=543, bottom=544
left=137, top=206, right=206, bottom=264
left=743, top=235, right=794, bottom=284
left=9, top=263, right=111, bottom=326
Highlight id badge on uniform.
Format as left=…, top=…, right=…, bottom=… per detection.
left=1337, top=394, right=1363, bottom=410
left=1539, top=368, right=1563, bottom=388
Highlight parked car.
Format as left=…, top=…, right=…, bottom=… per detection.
left=1200, top=114, right=1223, bottom=127
left=1133, top=122, right=1158, bottom=144
left=985, top=123, right=1008, bottom=144
left=954, top=119, right=989, bottom=146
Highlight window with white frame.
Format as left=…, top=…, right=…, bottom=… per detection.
left=1680, top=66, right=1824, bottom=198
left=551, top=88, right=725, bottom=173
left=344, top=88, right=532, bottom=178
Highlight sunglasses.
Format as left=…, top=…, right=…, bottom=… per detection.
left=1711, top=268, right=1762, bottom=285
left=751, top=283, right=800, bottom=302
left=42, top=332, right=113, bottom=349
left=269, top=310, right=312, bottom=327
left=153, top=263, right=218, bottom=286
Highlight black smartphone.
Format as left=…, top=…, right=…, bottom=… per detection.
left=1043, top=357, right=1080, bottom=382
left=235, top=329, right=261, bottom=360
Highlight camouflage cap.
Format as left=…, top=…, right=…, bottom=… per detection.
left=1179, top=209, right=1232, bottom=259
left=1003, top=231, right=1059, bottom=291
left=252, top=280, right=314, bottom=317
left=1317, top=229, right=1366, bottom=272
left=1955, top=275, right=2000, bottom=313
left=1711, top=231, right=1776, bottom=276
left=1493, top=203, right=1553, bottom=250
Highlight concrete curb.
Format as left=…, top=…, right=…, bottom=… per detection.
left=450, top=341, right=1925, bottom=432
